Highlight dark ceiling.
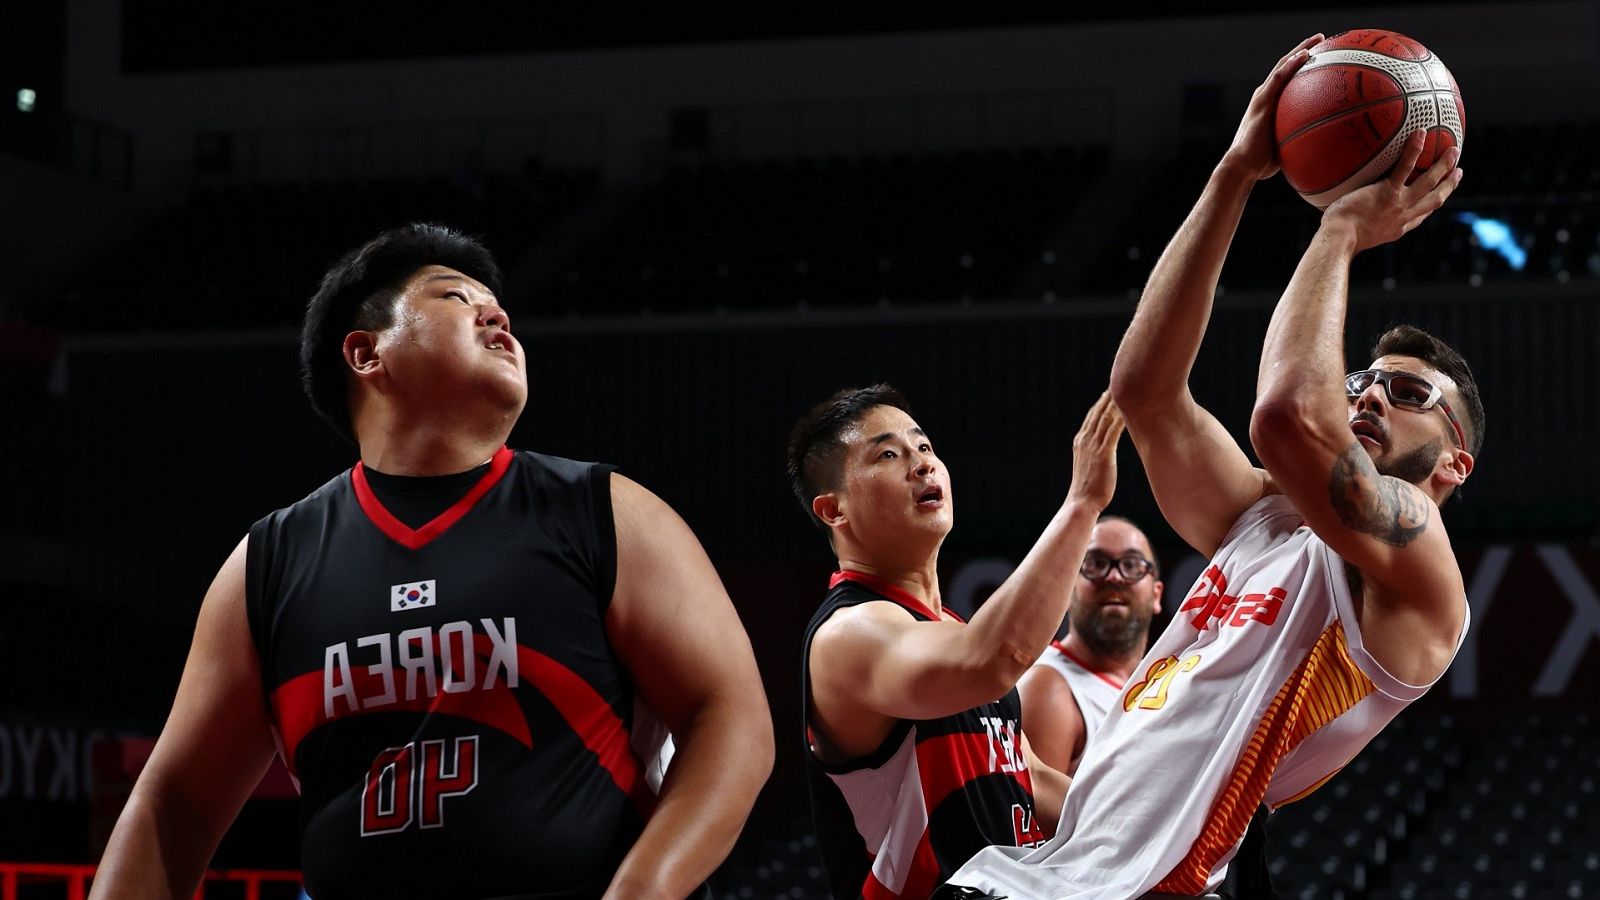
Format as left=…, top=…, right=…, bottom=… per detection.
left=120, top=2, right=1469, bottom=73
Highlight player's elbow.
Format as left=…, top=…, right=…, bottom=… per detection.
left=743, top=699, right=777, bottom=782
left=895, top=663, right=1024, bottom=722
left=1110, top=356, right=1189, bottom=427
left=719, top=686, right=777, bottom=781
left=887, top=634, right=1034, bottom=719
left=963, top=650, right=1034, bottom=709
left=1109, top=357, right=1158, bottom=419
left=1250, top=395, right=1334, bottom=472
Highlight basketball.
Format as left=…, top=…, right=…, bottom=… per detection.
left=1275, top=29, right=1464, bottom=209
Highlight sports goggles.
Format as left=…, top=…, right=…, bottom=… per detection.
left=1345, top=369, right=1466, bottom=450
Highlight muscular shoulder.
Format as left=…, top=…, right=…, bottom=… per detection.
left=1342, top=559, right=1466, bottom=686
left=1017, top=663, right=1086, bottom=774
left=806, top=600, right=921, bottom=759
left=608, top=471, right=670, bottom=519
left=812, top=600, right=921, bottom=656
left=609, top=472, right=705, bottom=592
left=807, top=599, right=925, bottom=697
left=1018, top=664, right=1076, bottom=714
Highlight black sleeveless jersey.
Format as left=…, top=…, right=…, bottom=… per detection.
left=246, top=447, right=651, bottom=899
left=802, top=571, right=1046, bottom=900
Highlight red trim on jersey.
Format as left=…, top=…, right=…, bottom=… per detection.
left=270, top=635, right=651, bottom=814
left=915, top=731, right=1031, bottom=811
left=515, top=645, right=655, bottom=816
left=863, top=836, right=943, bottom=900
left=855, top=731, right=1034, bottom=898
left=271, top=631, right=534, bottom=776
left=1049, top=641, right=1126, bottom=689
left=831, top=570, right=965, bottom=623
left=351, top=446, right=514, bottom=550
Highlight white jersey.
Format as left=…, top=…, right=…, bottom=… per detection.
left=630, top=697, right=675, bottom=794
left=952, top=494, right=1468, bottom=899
left=1031, top=642, right=1124, bottom=741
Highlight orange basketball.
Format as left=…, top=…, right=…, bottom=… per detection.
left=1275, top=29, right=1464, bottom=209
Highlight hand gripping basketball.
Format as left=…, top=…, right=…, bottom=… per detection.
left=1221, top=34, right=1324, bottom=183
left=1321, top=132, right=1463, bottom=253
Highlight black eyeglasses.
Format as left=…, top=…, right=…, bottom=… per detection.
left=1345, top=369, right=1466, bottom=450
left=1080, top=553, right=1155, bottom=582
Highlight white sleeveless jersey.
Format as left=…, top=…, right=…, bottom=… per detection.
left=951, top=494, right=1468, bottom=899
left=1031, top=642, right=1124, bottom=741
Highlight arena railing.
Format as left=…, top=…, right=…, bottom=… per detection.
left=0, top=863, right=303, bottom=900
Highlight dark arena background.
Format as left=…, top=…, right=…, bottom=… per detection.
left=4, top=1, right=1598, bottom=897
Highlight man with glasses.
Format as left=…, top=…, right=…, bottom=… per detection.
left=943, top=36, right=1483, bottom=898
left=1018, top=517, right=1163, bottom=777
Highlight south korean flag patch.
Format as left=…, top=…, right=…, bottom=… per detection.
left=391, top=580, right=436, bottom=612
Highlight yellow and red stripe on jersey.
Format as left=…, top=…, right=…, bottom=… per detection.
left=1153, top=620, right=1375, bottom=894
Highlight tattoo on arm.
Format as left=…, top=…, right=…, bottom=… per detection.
left=1328, top=443, right=1431, bottom=547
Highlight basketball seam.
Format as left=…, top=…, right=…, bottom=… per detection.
left=1280, top=61, right=1407, bottom=144
left=1304, top=53, right=1436, bottom=81
left=1419, top=56, right=1445, bottom=144
left=1318, top=31, right=1431, bottom=62
left=1278, top=60, right=1458, bottom=147
left=1292, top=97, right=1434, bottom=196
left=1277, top=93, right=1406, bottom=148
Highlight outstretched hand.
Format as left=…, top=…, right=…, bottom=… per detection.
left=1067, top=391, right=1125, bottom=511
left=1221, top=33, right=1324, bottom=182
left=1322, top=132, right=1464, bottom=253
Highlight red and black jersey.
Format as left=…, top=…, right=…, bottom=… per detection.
left=246, top=447, right=652, bottom=899
left=802, top=571, right=1045, bottom=900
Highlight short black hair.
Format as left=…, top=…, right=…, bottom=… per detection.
left=786, top=384, right=912, bottom=529
left=1370, top=325, right=1485, bottom=458
left=300, top=223, right=503, bottom=442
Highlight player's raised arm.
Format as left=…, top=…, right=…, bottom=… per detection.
left=811, top=393, right=1122, bottom=724
left=90, top=538, right=278, bottom=900
left=602, top=474, right=774, bottom=900
left=794, top=385, right=1104, bottom=893
left=1251, top=133, right=1468, bottom=682
left=1109, top=35, right=1321, bottom=556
